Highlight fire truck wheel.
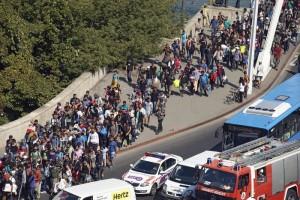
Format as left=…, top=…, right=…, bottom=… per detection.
left=285, top=189, right=298, bottom=200
left=150, top=184, right=158, bottom=196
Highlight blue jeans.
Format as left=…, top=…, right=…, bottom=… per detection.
left=27, top=187, right=35, bottom=200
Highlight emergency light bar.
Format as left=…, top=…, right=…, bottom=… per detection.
left=144, top=152, right=166, bottom=159
left=207, top=158, right=212, bottom=164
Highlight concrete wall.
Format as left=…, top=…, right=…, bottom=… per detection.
left=184, top=5, right=245, bottom=38
left=0, top=68, right=106, bottom=148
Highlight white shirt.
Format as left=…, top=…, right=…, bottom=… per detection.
left=140, top=107, right=146, bottom=116
left=104, top=109, right=111, bottom=118
left=144, top=101, right=153, bottom=114
left=239, top=83, right=245, bottom=92
left=88, top=132, right=99, bottom=144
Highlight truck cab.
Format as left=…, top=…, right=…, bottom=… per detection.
left=196, top=159, right=253, bottom=200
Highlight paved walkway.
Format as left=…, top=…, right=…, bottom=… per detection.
left=90, top=44, right=300, bottom=151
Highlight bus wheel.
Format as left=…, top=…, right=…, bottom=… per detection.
left=150, top=184, right=157, bottom=196
left=286, top=189, right=298, bottom=200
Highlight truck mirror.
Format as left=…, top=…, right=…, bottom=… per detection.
left=130, top=164, right=133, bottom=168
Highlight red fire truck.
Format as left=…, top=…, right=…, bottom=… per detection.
left=195, top=137, right=300, bottom=200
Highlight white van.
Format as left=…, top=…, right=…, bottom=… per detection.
left=161, top=151, right=218, bottom=199
left=53, top=178, right=136, bottom=200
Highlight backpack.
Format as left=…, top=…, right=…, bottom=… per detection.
left=50, top=166, right=60, bottom=179
left=210, top=72, right=217, bottom=82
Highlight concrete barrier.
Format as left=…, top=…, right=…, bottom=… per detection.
left=0, top=68, right=106, bottom=148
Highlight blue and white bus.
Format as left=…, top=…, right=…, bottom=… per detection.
left=222, top=74, right=300, bottom=150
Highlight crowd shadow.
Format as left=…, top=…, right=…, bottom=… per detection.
left=226, top=80, right=238, bottom=89
left=147, top=125, right=157, bottom=132
left=285, top=69, right=297, bottom=75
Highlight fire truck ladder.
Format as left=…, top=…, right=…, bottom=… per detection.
left=237, top=140, right=300, bottom=167
left=218, top=137, right=273, bottom=160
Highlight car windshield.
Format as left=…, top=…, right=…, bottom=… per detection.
left=198, top=167, right=236, bottom=193
left=170, top=165, right=199, bottom=185
left=53, top=191, right=80, bottom=200
left=132, top=160, right=160, bottom=175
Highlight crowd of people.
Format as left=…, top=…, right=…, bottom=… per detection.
left=0, top=71, right=169, bottom=199
left=0, top=1, right=299, bottom=199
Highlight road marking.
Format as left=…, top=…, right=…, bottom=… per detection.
left=289, top=52, right=300, bottom=66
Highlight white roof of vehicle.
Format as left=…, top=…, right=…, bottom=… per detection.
left=141, top=152, right=177, bottom=164
left=179, top=151, right=219, bottom=168
left=63, top=179, right=131, bottom=197
left=141, top=156, right=164, bottom=163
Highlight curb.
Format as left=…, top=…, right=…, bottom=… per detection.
left=118, top=44, right=300, bottom=154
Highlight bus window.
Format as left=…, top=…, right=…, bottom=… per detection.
left=283, top=122, right=291, bottom=141
left=297, top=111, right=300, bottom=131
left=280, top=113, right=299, bottom=140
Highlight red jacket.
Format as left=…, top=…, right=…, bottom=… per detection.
left=273, top=46, right=282, bottom=59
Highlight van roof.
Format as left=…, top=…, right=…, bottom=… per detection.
left=179, top=151, right=218, bottom=168
left=63, top=179, right=131, bottom=198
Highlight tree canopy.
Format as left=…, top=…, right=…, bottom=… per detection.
left=0, top=0, right=181, bottom=124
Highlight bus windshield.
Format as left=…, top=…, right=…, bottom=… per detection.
left=224, top=124, right=266, bottom=147
left=169, top=165, right=199, bottom=185
left=199, top=167, right=236, bottom=193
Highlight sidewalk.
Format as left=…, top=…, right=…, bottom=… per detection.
left=90, top=44, right=300, bottom=151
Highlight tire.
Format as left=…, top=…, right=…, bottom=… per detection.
left=285, top=189, right=298, bottom=200
left=150, top=184, right=158, bottom=196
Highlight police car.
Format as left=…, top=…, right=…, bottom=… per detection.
left=122, top=152, right=183, bottom=196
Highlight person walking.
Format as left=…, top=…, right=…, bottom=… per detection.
left=144, top=97, right=153, bottom=127
left=95, top=150, right=105, bottom=180
left=126, top=60, right=133, bottom=84
left=199, top=70, right=209, bottom=96
left=238, top=77, right=245, bottom=103
left=273, top=43, right=282, bottom=70
left=121, top=123, right=131, bottom=147
left=243, top=71, right=250, bottom=98
left=200, top=9, right=209, bottom=27
left=108, top=138, right=118, bottom=167
left=181, top=30, right=187, bottom=56
left=26, top=171, right=36, bottom=200
left=34, top=165, right=42, bottom=200
left=156, top=106, right=165, bottom=135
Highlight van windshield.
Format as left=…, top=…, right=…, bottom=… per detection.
left=198, top=167, right=236, bottom=193
left=53, top=191, right=80, bottom=200
left=169, top=165, right=199, bottom=185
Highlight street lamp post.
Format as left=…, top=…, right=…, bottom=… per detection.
left=247, top=0, right=259, bottom=95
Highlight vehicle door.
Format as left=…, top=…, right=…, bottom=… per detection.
left=254, top=166, right=272, bottom=200
left=158, top=158, right=176, bottom=187
left=238, top=173, right=251, bottom=200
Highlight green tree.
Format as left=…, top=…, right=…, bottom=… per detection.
left=0, top=0, right=181, bottom=124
